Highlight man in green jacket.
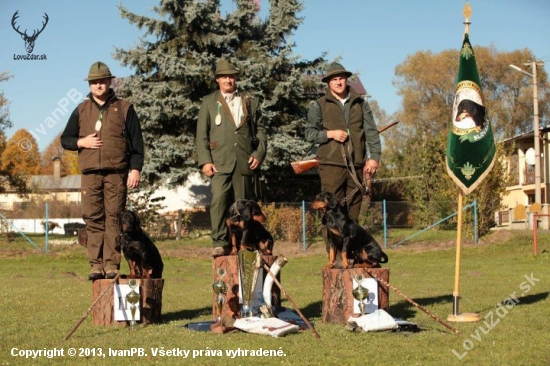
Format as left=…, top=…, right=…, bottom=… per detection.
left=305, top=62, right=381, bottom=229
left=196, top=59, right=267, bottom=257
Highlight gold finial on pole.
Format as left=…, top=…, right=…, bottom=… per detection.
left=463, top=1, right=472, bottom=34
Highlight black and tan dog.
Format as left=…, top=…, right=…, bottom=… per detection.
left=226, top=199, right=274, bottom=255
left=455, top=99, right=486, bottom=130
left=312, top=191, right=388, bottom=269
left=117, top=210, right=164, bottom=279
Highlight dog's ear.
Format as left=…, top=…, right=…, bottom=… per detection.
left=117, top=211, right=124, bottom=230
left=241, top=204, right=252, bottom=221
left=328, top=194, right=339, bottom=209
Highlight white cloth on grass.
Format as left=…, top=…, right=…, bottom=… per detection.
left=233, top=317, right=299, bottom=337
left=347, top=309, right=399, bottom=332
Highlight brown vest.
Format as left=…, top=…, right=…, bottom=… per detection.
left=317, top=88, right=366, bottom=166
left=77, top=98, right=131, bottom=173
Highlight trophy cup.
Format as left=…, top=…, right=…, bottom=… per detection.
left=212, top=268, right=228, bottom=321
left=352, top=274, right=369, bottom=316
left=125, top=279, right=140, bottom=327
left=239, top=250, right=261, bottom=318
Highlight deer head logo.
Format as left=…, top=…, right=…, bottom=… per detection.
left=11, top=11, right=49, bottom=54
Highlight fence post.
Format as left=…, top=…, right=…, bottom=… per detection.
left=45, top=202, right=49, bottom=253
left=177, top=210, right=182, bottom=241
left=473, top=198, right=478, bottom=244
left=383, top=199, right=387, bottom=248
left=302, top=200, right=306, bottom=252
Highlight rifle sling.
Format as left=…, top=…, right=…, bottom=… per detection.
left=340, top=141, right=369, bottom=205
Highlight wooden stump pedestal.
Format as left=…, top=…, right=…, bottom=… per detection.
left=322, top=267, right=389, bottom=324
left=212, top=255, right=281, bottom=320
left=92, top=278, right=164, bottom=326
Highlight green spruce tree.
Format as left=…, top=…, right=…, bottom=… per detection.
left=114, top=0, right=327, bottom=201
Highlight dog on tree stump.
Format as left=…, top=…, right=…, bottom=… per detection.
left=312, top=191, right=388, bottom=269
left=117, top=210, right=164, bottom=279
left=226, top=199, right=274, bottom=255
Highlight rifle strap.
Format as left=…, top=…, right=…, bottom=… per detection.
left=242, top=94, right=262, bottom=201
left=242, top=94, right=256, bottom=142
left=340, top=142, right=369, bottom=203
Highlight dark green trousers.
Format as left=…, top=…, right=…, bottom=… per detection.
left=318, top=164, right=364, bottom=252
left=209, top=172, right=254, bottom=248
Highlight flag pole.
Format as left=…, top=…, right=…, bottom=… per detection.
left=448, top=190, right=479, bottom=322
left=446, top=1, right=491, bottom=322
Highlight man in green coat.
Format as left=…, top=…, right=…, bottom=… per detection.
left=196, top=59, right=267, bottom=257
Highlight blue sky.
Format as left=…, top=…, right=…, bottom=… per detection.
left=0, top=0, right=549, bottom=151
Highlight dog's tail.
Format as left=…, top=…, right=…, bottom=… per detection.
left=374, top=251, right=389, bottom=264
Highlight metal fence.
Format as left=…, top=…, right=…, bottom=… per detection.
left=1, top=198, right=474, bottom=249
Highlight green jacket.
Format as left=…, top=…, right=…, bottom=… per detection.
left=196, top=90, right=267, bottom=176
left=305, top=86, right=381, bottom=167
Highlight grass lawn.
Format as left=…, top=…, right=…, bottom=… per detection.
left=0, top=230, right=549, bottom=365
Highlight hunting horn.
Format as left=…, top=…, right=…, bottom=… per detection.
left=262, top=255, right=288, bottom=308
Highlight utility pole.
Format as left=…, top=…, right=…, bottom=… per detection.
left=510, top=60, right=545, bottom=203
left=526, top=61, right=545, bottom=204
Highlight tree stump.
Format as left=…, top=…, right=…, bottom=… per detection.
left=92, top=278, right=164, bottom=326
left=212, top=255, right=281, bottom=320
left=322, top=267, right=389, bottom=324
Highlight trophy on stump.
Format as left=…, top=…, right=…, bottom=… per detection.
left=352, top=274, right=369, bottom=316
left=238, top=250, right=261, bottom=318
left=212, top=268, right=228, bottom=321
left=125, top=279, right=140, bottom=327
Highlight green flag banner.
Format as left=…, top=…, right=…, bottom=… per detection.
left=446, top=33, right=496, bottom=195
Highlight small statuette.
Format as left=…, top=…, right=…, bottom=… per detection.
left=125, top=279, right=140, bottom=327
left=95, top=120, right=102, bottom=132
left=352, top=274, right=369, bottom=316
left=212, top=268, right=227, bottom=321
left=215, top=114, right=222, bottom=126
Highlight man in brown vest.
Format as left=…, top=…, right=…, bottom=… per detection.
left=61, top=61, right=144, bottom=280
left=305, top=62, right=381, bottom=250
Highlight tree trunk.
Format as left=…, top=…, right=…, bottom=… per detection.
left=92, top=278, right=164, bottom=326
left=322, top=267, right=389, bottom=324
left=212, top=255, right=280, bottom=320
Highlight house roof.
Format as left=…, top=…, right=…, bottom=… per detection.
left=30, top=175, right=81, bottom=191
left=500, top=126, right=550, bottom=144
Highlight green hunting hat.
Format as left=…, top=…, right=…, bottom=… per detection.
left=215, top=58, right=239, bottom=77
left=322, top=62, right=352, bottom=82
left=84, top=61, right=116, bottom=81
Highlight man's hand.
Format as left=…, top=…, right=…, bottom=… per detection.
left=77, top=133, right=103, bottom=149
left=363, top=159, right=379, bottom=175
left=248, top=157, right=260, bottom=170
left=127, top=169, right=140, bottom=189
left=202, top=163, right=218, bottom=177
left=327, top=129, right=348, bottom=143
